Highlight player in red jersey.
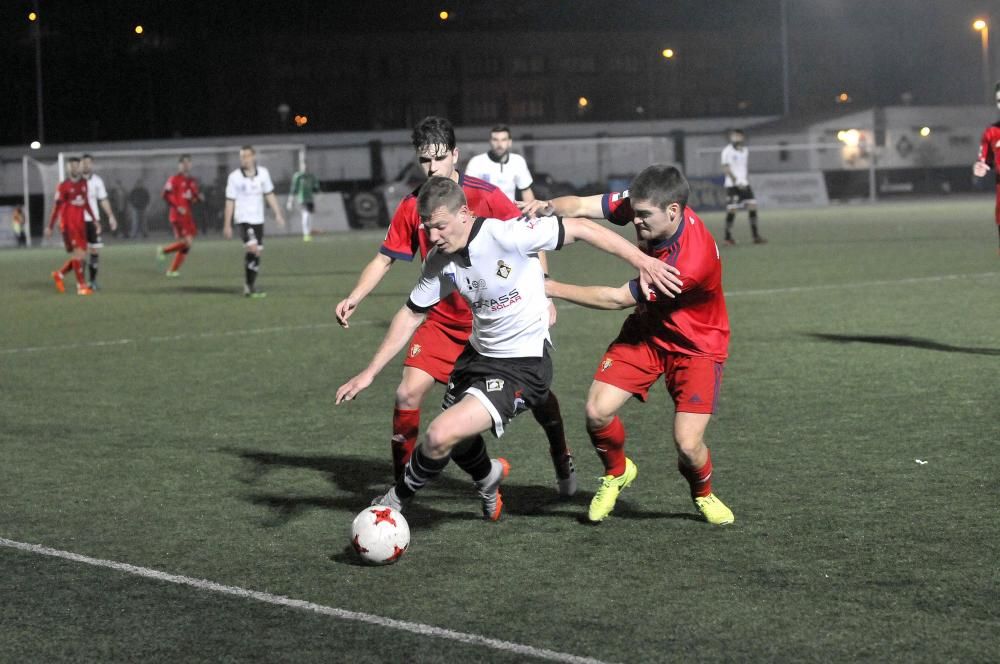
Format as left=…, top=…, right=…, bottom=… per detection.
left=972, top=83, right=1000, bottom=254
left=335, top=116, right=578, bottom=496
left=158, top=155, right=204, bottom=276
left=530, top=165, right=735, bottom=525
left=45, top=156, right=97, bottom=296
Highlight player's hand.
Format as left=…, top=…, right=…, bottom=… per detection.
left=973, top=161, right=991, bottom=178
left=96, top=221, right=103, bottom=233
left=223, top=224, right=232, bottom=239
left=109, top=216, right=118, bottom=232
left=176, top=206, right=187, bottom=215
left=44, top=226, right=52, bottom=238
left=336, top=371, right=373, bottom=404
left=335, top=297, right=359, bottom=328
left=637, top=254, right=682, bottom=299
left=276, top=216, right=287, bottom=228
left=547, top=298, right=558, bottom=327
left=518, top=199, right=554, bottom=217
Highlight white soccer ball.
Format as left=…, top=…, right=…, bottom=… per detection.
left=350, top=505, right=410, bottom=565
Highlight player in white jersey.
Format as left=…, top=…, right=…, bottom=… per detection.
left=720, top=129, right=765, bottom=245
left=222, top=146, right=287, bottom=297
left=464, top=125, right=536, bottom=202
left=336, top=176, right=681, bottom=521
left=80, top=154, right=119, bottom=289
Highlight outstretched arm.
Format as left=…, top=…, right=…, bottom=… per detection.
left=335, top=253, right=395, bottom=328
left=546, top=279, right=638, bottom=310
left=519, top=194, right=604, bottom=219
left=560, top=217, right=682, bottom=297
left=335, top=305, right=426, bottom=404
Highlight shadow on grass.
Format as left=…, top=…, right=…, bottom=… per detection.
left=806, top=332, right=1000, bottom=356
left=173, top=285, right=242, bottom=295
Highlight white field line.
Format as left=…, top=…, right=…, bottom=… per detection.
left=2, top=272, right=996, bottom=356
left=0, top=537, right=612, bottom=664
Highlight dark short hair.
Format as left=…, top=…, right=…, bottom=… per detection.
left=81, top=153, right=93, bottom=160
left=490, top=124, right=511, bottom=138
left=729, top=128, right=745, bottom=137
left=240, top=145, right=255, bottom=154
left=67, top=157, right=81, bottom=163
left=412, top=116, right=456, bottom=153
left=417, top=176, right=467, bottom=218
left=179, top=154, right=191, bottom=162
left=629, top=164, right=690, bottom=211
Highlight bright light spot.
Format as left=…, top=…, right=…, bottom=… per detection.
left=294, top=115, right=309, bottom=127
left=973, top=19, right=987, bottom=31
left=439, top=10, right=449, bottom=20
left=28, top=11, right=38, bottom=21
left=837, top=92, right=850, bottom=103
left=134, top=25, right=144, bottom=35
left=837, top=129, right=861, bottom=147
left=577, top=96, right=589, bottom=108
left=661, top=48, right=675, bottom=59
left=919, top=126, right=931, bottom=137
left=30, top=141, right=41, bottom=150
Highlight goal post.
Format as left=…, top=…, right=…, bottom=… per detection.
left=51, top=144, right=307, bottom=237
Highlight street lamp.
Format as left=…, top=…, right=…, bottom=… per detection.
left=661, top=48, right=674, bottom=59
left=973, top=19, right=990, bottom=103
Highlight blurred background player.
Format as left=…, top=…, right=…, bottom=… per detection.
left=543, top=165, right=735, bottom=526
left=335, top=116, right=576, bottom=496
left=464, top=124, right=536, bottom=203
left=45, top=156, right=96, bottom=295
left=12, top=204, right=27, bottom=247
left=721, top=129, right=765, bottom=245
left=159, top=154, right=204, bottom=276
left=127, top=179, right=150, bottom=239
left=81, top=154, right=119, bottom=289
left=223, top=145, right=286, bottom=297
left=287, top=155, right=320, bottom=242
left=336, top=177, right=680, bottom=519
left=971, top=82, right=1000, bottom=255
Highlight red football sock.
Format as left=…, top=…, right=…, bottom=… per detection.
left=678, top=449, right=713, bottom=499
left=589, top=416, right=626, bottom=477
left=163, top=241, right=186, bottom=254
left=391, top=408, right=420, bottom=482
left=169, top=250, right=187, bottom=272
left=60, top=259, right=74, bottom=274
left=72, top=259, right=85, bottom=285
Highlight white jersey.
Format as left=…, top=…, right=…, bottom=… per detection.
left=464, top=152, right=533, bottom=202
left=721, top=144, right=749, bottom=187
left=408, top=215, right=562, bottom=358
left=225, top=166, right=275, bottom=224
left=82, top=173, right=107, bottom=223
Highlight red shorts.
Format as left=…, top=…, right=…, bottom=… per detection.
left=403, top=319, right=472, bottom=384
left=61, top=221, right=87, bottom=252
left=171, top=216, right=197, bottom=238
left=594, top=340, right=724, bottom=414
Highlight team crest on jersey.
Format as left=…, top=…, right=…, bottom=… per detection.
left=486, top=378, right=505, bottom=392
left=601, top=358, right=613, bottom=372
left=496, top=260, right=512, bottom=279
left=409, top=344, right=421, bottom=357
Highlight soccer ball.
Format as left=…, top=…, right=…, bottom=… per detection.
left=350, top=505, right=410, bottom=565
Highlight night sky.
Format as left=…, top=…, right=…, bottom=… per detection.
left=2, top=0, right=996, bottom=146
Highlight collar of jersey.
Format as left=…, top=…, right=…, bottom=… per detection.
left=241, top=168, right=258, bottom=178
left=650, top=214, right=685, bottom=252
left=457, top=217, right=487, bottom=263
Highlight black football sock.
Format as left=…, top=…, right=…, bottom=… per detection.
left=749, top=210, right=760, bottom=239
left=244, top=252, right=259, bottom=288
left=88, top=253, right=99, bottom=282
left=724, top=212, right=735, bottom=238
left=397, top=445, right=449, bottom=498
left=451, top=435, right=492, bottom=482
left=531, top=390, right=569, bottom=460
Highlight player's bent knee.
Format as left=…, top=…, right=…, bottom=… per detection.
left=395, top=383, right=428, bottom=410
left=584, top=401, right=614, bottom=431
left=423, top=422, right=459, bottom=457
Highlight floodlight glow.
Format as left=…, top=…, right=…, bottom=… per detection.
left=30, top=141, right=41, bottom=150
left=973, top=19, right=987, bottom=31
left=919, top=126, right=931, bottom=137
left=577, top=97, right=589, bottom=108
left=837, top=129, right=861, bottom=147
left=28, top=11, right=38, bottom=21
left=294, top=115, right=309, bottom=127
left=134, top=25, right=144, bottom=35
left=439, top=11, right=449, bottom=20
left=661, top=48, right=675, bottom=59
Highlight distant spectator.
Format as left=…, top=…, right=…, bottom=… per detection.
left=464, top=124, right=536, bottom=203
left=12, top=204, right=27, bottom=247
left=128, top=180, right=151, bottom=239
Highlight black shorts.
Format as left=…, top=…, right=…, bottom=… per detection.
left=85, top=222, right=103, bottom=248
left=725, top=186, right=756, bottom=209
left=303, top=201, right=315, bottom=213
left=238, top=223, right=265, bottom=247
left=443, top=342, right=554, bottom=437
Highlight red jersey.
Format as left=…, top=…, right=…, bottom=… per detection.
left=380, top=174, right=521, bottom=329
left=162, top=173, right=201, bottom=221
left=602, top=191, right=730, bottom=361
left=50, top=178, right=96, bottom=230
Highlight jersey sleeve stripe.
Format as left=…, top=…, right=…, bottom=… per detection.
left=601, top=194, right=612, bottom=220
left=555, top=217, right=565, bottom=250
left=379, top=246, right=415, bottom=262
left=406, top=298, right=432, bottom=314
